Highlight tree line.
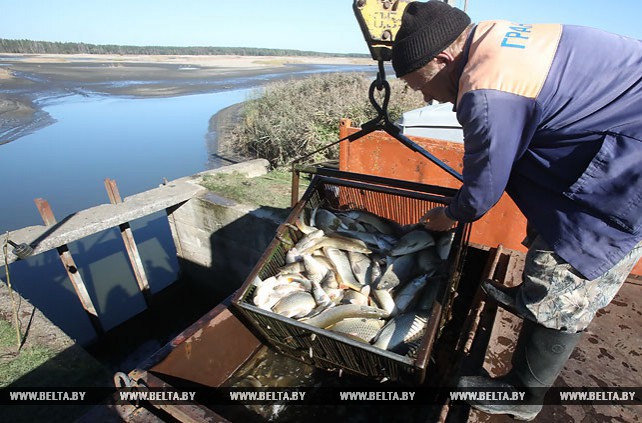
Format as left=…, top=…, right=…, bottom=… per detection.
left=0, top=38, right=367, bottom=58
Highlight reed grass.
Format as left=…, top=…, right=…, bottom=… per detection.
left=225, top=73, right=425, bottom=167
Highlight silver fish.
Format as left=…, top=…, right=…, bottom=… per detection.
left=295, top=210, right=317, bottom=235
left=272, top=292, right=316, bottom=318
left=324, top=247, right=363, bottom=291
left=436, top=229, right=456, bottom=260
left=374, top=235, right=398, bottom=254
left=302, top=254, right=329, bottom=284
left=373, top=289, right=397, bottom=316
left=303, top=304, right=389, bottom=328
left=253, top=275, right=281, bottom=307
left=272, top=282, right=306, bottom=295
left=347, top=251, right=371, bottom=286
left=278, top=261, right=305, bottom=275
left=255, top=283, right=306, bottom=311
left=369, top=259, right=383, bottom=287
left=309, top=206, right=319, bottom=227
left=311, top=279, right=333, bottom=308
left=295, top=229, right=325, bottom=251
left=329, top=318, right=385, bottom=343
left=336, top=215, right=367, bottom=232
left=324, top=287, right=344, bottom=304
left=285, top=247, right=301, bottom=264
left=372, top=311, right=429, bottom=353
left=315, top=209, right=345, bottom=234
left=375, top=253, right=417, bottom=290
left=299, top=235, right=371, bottom=255
left=390, top=230, right=436, bottom=256
left=275, top=273, right=312, bottom=291
left=342, top=210, right=397, bottom=235
left=320, top=269, right=340, bottom=289
left=336, top=229, right=396, bottom=252
left=311, top=254, right=335, bottom=271
left=341, top=290, right=369, bottom=306
left=393, top=275, right=427, bottom=314
left=360, top=284, right=371, bottom=298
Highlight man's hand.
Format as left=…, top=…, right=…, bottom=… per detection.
left=420, top=206, right=456, bottom=231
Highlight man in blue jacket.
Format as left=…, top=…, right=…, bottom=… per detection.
left=392, top=1, right=642, bottom=420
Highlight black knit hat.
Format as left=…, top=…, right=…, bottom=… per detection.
left=392, top=1, right=471, bottom=77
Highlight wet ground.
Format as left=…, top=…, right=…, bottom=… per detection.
left=0, top=54, right=375, bottom=144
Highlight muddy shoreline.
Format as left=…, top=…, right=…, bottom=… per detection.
left=0, top=53, right=374, bottom=144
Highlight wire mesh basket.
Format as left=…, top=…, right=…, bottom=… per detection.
left=232, top=172, right=470, bottom=384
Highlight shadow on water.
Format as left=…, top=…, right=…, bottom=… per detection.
left=0, top=64, right=398, bottom=422
left=2, top=212, right=181, bottom=345
left=0, top=202, right=494, bottom=422
left=0, top=203, right=292, bottom=421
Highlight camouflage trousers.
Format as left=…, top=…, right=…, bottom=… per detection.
left=514, top=236, right=642, bottom=333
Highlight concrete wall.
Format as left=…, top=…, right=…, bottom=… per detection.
left=168, top=168, right=290, bottom=298
left=168, top=192, right=289, bottom=297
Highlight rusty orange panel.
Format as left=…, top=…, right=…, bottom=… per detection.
left=339, top=119, right=527, bottom=253
left=338, top=119, right=642, bottom=276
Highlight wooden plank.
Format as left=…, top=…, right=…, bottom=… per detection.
left=105, top=178, right=152, bottom=306
left=1, top=180, right=205, bottom=265
left=0, top=160, right=273, bottom=265
left=34, top=198, right=104, bottom=335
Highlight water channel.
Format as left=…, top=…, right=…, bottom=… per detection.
left=0, top=64, right=376, bottom=346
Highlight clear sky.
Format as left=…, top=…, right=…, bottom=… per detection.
left=1, top=0, right=641, bottom=55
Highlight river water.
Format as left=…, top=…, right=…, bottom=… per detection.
left=0, top=64, right=376, bottom=345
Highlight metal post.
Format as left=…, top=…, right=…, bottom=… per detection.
left=104, top=178, right=152, bottom=307
left=290, top=164, right=300, bottom=208
left=34, top=198, right=104, bottom=335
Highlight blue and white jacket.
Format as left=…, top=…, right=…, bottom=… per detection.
left=448, top=21, right=642, bottom=280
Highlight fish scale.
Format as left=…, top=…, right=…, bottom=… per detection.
left=372, top=311, right=429, bottom=352
left=328, top=318, right=385, bottom=343
left=272, top=292, right=316, bottom=319
left=390, top=230, right=436, bottom=256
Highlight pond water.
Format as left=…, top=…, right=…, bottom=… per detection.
left=0, top=65, right=376, bottom=345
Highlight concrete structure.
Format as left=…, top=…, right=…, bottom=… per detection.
left=0, top=159, right=278, bottom=334
left=167, top=187, right=288, bottom=297
left=0, top=159, right=271, bottom=266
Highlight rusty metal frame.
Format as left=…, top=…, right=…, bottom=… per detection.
left=126, top=371, right=230, bottom=423
left=34, top=198, right=104, bottom=335
left=290, top=60, right=463, bottom=207
left=120, top=295, right=255, bottom=422
left=104, top=178, right=152, bottom=306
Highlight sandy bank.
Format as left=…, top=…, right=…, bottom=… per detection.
left=0, top=53, right=376, bottom=144
left=1, top=53, right=371, bottom=68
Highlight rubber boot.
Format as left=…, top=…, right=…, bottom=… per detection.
left=481, top=279, right=523, bottom=317
left=458, top=319, right=582, bottom=421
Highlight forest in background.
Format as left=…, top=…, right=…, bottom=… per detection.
left=0, top=38, right=368, bottom=57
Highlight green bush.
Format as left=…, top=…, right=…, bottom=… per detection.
left=226, top=73, right=425, bottom=167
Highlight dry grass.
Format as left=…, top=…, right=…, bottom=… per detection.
left=201, top=169, right=310, bottom=209
left=0, top=319, right=57, bottom=387
left=224, top=73, right=425, bottom=167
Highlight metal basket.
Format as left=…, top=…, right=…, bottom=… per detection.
left=232, top=172, right=470, bottom=384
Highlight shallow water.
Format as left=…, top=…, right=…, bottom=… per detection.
left=0, top=89, right=252, bottom=344
left=0, top=65, right=376, bottom=344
